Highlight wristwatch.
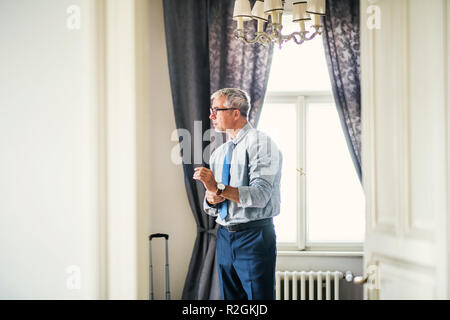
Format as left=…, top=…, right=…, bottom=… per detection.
left=216, top=183, right=226, bottom=196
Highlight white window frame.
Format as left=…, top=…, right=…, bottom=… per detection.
left=264, top=91, right=363, bottom=252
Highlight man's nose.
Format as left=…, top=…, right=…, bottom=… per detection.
left=209, top=113, right=216, bottom=120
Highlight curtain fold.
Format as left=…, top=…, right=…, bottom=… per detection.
left=163, top=0, right=273, bottom=300
left=322, top=0, right=362, bottom=182
left=163, top=0, right=219, bottom=300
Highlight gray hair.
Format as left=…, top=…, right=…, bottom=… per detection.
left=211, top=88, right=251, bottom=118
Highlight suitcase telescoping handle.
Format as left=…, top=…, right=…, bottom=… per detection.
left=149, top=233, right=169, bottom=240
left=149, top=233, right=170, bottom=300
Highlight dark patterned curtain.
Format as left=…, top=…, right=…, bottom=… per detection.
left=163, top=0, right=218, bottom=300
left=163, top=0, right=274, bottom=300
left=209, top=0, right=274, bottom=127
left=322, top=0, right=362, bottom=182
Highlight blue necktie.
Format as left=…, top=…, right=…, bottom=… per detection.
left=219, top=142, right=234, bottom=220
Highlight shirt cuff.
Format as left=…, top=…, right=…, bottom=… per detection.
left=204, top=196, right=218, bottom=216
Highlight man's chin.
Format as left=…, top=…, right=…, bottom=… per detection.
left=214, top=127, right=226, bottom=133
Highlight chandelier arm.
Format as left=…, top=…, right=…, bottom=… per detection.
left=303, top=30, right=319, bottom=41
left=303, top=25, right=325, bottom=40
left=313, top=25, right=325, bottom=35
left=234, top=23, right=325, bottom=46
left=283, top=32, right=306, bottom=45
left=234, top=30, right=272, bottom=46
left=258, top=33, right=273, bottom=46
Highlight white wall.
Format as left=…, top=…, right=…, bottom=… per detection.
left=0, top=0, right=197, bottom=300
left=0, top=0, right=101, bottom=299
left=138, top=0, right=197, bottom=300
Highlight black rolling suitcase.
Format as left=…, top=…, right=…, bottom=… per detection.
left=149, top=233, right=170, bottom=300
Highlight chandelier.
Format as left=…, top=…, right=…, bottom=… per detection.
left=233, top=0, right=326, bottom=47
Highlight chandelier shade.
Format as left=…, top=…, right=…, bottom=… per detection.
left=233, top=0, right=253, bottom=21
left=306, top=0, right=326, bottom=15
left=292, top=1, right=311, bottom=21
left=263, top=0, right=284, bottom=13
left=252, top=1, right=269, bottom=21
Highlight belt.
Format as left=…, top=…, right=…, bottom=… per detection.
left=221, top=218, right=273, bottom=233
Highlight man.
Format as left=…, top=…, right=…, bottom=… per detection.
left=193, top=88, right=283, bottom=300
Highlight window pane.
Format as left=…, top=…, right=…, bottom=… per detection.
left=266, top=14, right=332, bottom=92
left=258, top=103, right=297, bottom=243
left=306, top=103, right=365, bottom=242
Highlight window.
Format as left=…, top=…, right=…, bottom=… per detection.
left=258, top=14, right=365, bottom=251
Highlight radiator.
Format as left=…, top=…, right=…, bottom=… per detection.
left=275, top=271, right=344, bottom=300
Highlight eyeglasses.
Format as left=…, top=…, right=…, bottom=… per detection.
left=209, top=107, right=239, bottom=116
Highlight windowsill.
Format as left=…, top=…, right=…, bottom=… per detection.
left=277, top=250, right=364, bottom=257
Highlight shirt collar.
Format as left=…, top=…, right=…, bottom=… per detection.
left=231, top=122, right=253, bottom=145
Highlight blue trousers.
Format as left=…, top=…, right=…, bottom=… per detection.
left=216, top=223, right=276, bottom=300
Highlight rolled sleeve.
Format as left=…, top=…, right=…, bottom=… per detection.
left=238, top=178, right=273, bottom=209
left=237, top=134, right=281, bottom=209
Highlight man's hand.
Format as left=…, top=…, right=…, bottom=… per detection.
left=194, top=166, right=241, bottom=206
left=193, top=167, right=217, bottom=192
left=205, top=190, right=225, bottom=205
